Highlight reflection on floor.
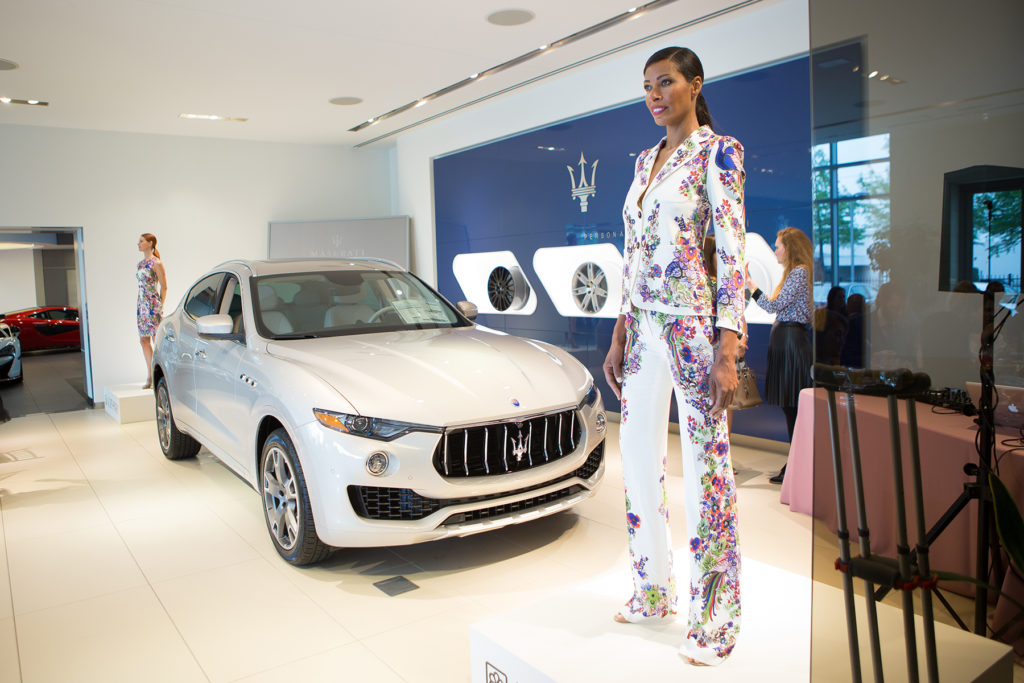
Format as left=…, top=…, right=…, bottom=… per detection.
left=0, top=349, right=88, bottom=417
left=0, top=412, right=1019, bottom=682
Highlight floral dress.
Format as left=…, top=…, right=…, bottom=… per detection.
left=617, top=125, right=745, bottom=666
left=137, top=257, right=162, bottom=337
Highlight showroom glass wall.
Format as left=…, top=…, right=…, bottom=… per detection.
left=809, top=0, right=1023, bottom=676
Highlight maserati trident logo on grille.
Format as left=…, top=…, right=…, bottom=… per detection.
left=510, top=428, right=531, bottom=463
left=509, top=397, right=520, bottom=407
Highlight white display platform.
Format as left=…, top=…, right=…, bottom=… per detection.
left=470, top=557, right=1013, bottom=683
left=103, top=384, right=155, bottom=424
left=470, top=557, right=811, bottom=683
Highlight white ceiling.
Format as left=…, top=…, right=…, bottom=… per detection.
left=0, top=0, right=744, bottom=148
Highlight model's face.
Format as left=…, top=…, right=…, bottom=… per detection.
left=774, top=238, right=787, bottom=264
left=643, top=60, right=699, bottom=128
left=138, top=236, right=148, bottom=252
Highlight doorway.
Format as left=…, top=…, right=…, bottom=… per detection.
left=0, top=227, right=92, bottom=417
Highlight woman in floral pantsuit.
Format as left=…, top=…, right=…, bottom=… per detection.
left=603, top=46, right=745, bottom=667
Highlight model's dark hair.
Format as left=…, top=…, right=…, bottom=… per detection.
left=644, top=47, right=713, bottom=130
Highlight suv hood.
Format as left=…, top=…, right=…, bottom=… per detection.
left=266, top=326, right=590, bottom=426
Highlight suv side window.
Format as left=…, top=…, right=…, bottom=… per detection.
left=219, top=277, right=246, bottom=337
left=185, top=274, right=225, bottom=320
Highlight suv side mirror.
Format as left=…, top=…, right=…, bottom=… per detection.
left=197, top=314, right=244, bottom=342
left=456, top=301, right=478, bottom=321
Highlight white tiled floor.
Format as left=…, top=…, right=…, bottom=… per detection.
left=0, top=408, right=1017, bottom=682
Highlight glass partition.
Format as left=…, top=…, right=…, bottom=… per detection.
left=809, top=0, right=1024, bottom=677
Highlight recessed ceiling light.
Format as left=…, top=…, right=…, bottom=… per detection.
left=469, top=73, right=479, bottom=79
left=867, top=70, right=879, bottom=78
left=179, top=113, right=247, bottom=122
left=486, top=9, right=535, bottom=26
left=538, top=44, right=548, bottom=50
left=0, top=58, right=18, bottom=71
left=414, top=99, right=428, bottom=108
left=329, top=96, right=363, bottom=106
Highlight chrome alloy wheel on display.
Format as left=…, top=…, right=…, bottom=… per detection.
left=571, top=262, right=608, bottom=314
left=262, top=444, right=300, bottom=551
left=487, top=265, right=530, bottom=312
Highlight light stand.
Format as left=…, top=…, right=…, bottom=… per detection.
left=876, top=287, right=1021, bottom=635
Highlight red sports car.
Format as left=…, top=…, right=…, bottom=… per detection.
left=0, top=306, right=81, bottom=351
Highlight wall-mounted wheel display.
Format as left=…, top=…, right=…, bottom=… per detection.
left=533, top=244, right=622, bottom=318
left=452, top=251, right=538, bottom=316
left=487, top=265, right=530, bottom=312
left=571, top=262, right=608, bottom=314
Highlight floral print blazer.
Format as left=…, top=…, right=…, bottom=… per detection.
left=620, top=125, right=746, bottom=334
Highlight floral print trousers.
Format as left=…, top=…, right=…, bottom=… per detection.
left=619, top=307, right=741, bottom=665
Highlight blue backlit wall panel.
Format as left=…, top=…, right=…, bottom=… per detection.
left=434, top=57, right=811, bottom=442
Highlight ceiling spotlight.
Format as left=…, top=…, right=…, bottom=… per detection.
left=0, top=97, right=49, bottom=106
left=852, top=65, right=860, bottom=72
left=538, top=44, right=548, bottom=50
left=0, top=97, right=10, bottom=104
left=469, top=73, right=479, bottom=79
left=414, top=99, right=427, bottom=108
left=628, top=6, right=638, bottom=12
left=329, top=96, right=363, bottom=106
left=879, top=74, right=890, bottom=81
left=26, top=99, right=38, bottom=105
left=868, top=70, right=879, bottom=78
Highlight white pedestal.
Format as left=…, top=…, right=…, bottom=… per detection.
left=470, top=557, right=811, bottom=683
left=103, top=384, right=155, bottom=424
left=469, top=556, right=1013, bottom=683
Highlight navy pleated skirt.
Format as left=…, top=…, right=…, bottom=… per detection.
left=765, top=321, right=812, bottom=407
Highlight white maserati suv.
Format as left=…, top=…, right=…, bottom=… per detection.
left=151, top=259, right=606, bottom=565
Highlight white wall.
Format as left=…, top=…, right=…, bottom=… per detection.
left=393, top=0, right=809, bottom=284
left=0, top=124, right=393, bottom=399
left=0, top=248, right=38, bottom=312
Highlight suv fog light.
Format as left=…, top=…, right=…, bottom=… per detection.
left=595, top=411, right=606, bottom=433
left=366, top=451, right=390, bottom=476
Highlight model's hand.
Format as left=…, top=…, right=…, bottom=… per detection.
left=709, top=329, right=740, bottom=418
left=603, top=315, right=627, bottom=400
left=744, top=264, right=755, bottom=292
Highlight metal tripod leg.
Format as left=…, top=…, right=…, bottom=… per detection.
left=886, top=395, right=920, bottom=683
left=825, top=388, right=862, bottom=682
left=846, top=392, right=885, bottom=682
left=905, top=397, right=939, bottom=682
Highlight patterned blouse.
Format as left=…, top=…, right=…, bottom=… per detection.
left=620, top=125, right=746, bottom=333
left=752, top=265, right=812, bottom=325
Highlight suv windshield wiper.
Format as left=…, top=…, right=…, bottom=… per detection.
left=272, top=333, right=320, bottom=340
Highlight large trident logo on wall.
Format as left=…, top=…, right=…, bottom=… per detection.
left=567, top=152, right=598, bottom=213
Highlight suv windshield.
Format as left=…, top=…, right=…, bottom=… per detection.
left=252, top=269, right=466, bottom=338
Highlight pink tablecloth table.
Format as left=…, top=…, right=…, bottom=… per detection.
left=780, top=387, right=1024, bottom=658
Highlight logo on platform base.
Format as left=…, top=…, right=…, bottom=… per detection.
left=485, top=662, right=508, bottom=683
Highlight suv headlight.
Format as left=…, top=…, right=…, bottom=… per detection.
left=313, top=408, right=440, bottom=441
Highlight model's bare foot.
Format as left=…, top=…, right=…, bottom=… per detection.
left=613, top=612, right=629, bottom=623
left=685, top=657, right=708, bottom=667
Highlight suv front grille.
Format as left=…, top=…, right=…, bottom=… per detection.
left=350, top=440, right=604, bottom=522
left=433, top=407, right=582, bottom=478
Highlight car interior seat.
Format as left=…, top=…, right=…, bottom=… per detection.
left=324, top=283, right=375, bottom=327
left=258, top=285, right=293, bottom=335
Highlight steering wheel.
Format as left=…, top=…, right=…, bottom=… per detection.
left=366, top=305, right=397, bottom=323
